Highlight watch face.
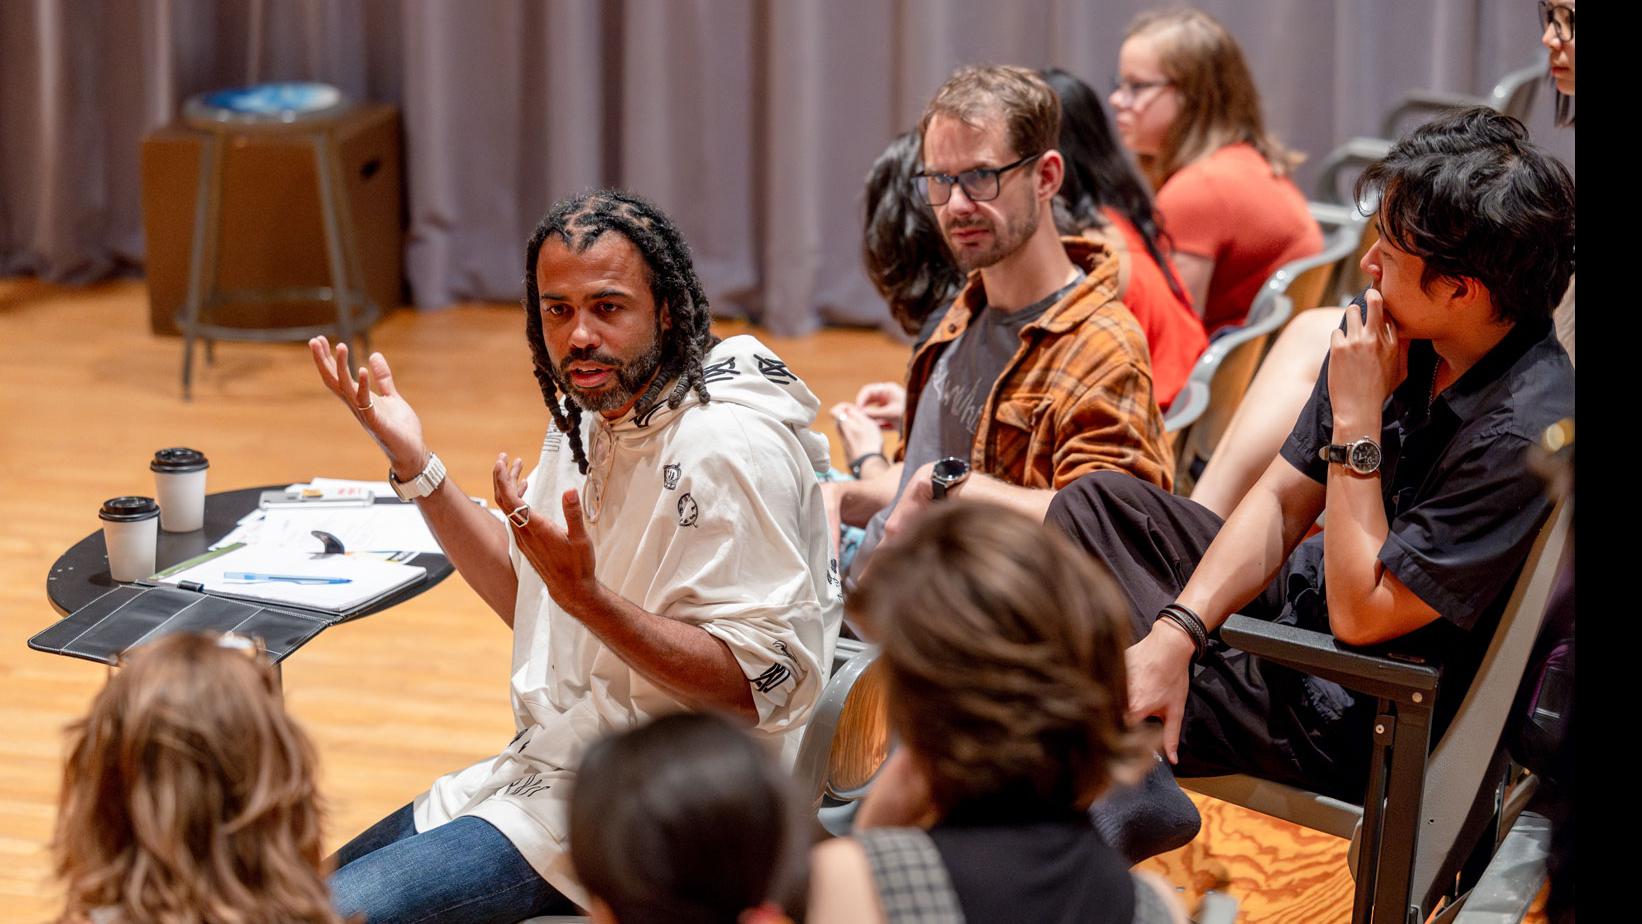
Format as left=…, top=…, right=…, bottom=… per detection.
left=932, top=457, right=969, bottom=483
left=1349, top=439, right=1382, bottom=474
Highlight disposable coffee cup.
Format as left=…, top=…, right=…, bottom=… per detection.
left=100, top=496, right=160, bottom=582
left=151, top=447, right=209, bottom=532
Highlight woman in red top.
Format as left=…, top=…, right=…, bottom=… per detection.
left=1109, top=7, right=1323, bottom=336
left=1043, top=67, right=1207, bottom=411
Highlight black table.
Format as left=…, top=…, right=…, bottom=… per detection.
left=35, top=486, right=453, bottom=664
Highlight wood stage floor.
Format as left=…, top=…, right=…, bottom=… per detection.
left=0, top=277, right=1365, bottom=921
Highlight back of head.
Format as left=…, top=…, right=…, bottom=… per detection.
left=54, top=632, right=335, bottom=924
left=1355, top=106, right=1576, bottom=326
left=1127, top=6, right=1298, bottom=185
left=848, top=504, right=1144, bottom=815
left=919, top=64, right=1061, bottom=162
left=570, top=712, right=806, bottom=924
left=862, top=129, right=965, bottom=337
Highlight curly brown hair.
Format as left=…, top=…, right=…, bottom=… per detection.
left=848, top=504, right=1145, bottom=815
left=53, top=633, right=338, bottom=924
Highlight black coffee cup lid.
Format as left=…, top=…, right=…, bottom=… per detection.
left=151, top=447, right=209, bottom=473
left=101, top=496, right=160, bottom=521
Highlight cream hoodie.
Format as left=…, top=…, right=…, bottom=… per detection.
left=413, top=334, right=842, bottom=901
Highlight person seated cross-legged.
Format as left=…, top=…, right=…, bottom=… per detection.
left=1046, top=107, right=1575, bottom=800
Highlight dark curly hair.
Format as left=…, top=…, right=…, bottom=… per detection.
left=523, top=189, right=719, bottom=473
left=862, top=130, right=965, bottom=337
left=1355, top=107, right=1575, bottom=326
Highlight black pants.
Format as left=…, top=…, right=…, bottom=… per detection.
left=1046, top=471, right=1375, bottom=802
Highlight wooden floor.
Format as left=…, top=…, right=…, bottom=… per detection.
left=2, top=276, right=1369, bottom=921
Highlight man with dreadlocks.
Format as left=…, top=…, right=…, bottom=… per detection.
left=309, top=189, right=841, bottom=922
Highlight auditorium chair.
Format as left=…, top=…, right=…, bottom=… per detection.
left=1313, top=63, right=1544, bottom=207
left=1180, top=495, right=1570, bottom=924
left=793, top=638, right=891, bottom=837
left=1164, top=204, right=1371, bottom=494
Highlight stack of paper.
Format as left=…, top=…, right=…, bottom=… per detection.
left=152, top=544, right=426, bottom=614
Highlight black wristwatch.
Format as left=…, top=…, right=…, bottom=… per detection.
left=931, top=457, right=971, bottom=500
left=1318, top=437, right=1383, bottom=475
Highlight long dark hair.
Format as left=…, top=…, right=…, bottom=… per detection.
left=862, top=130, right=964, bottom=337
left=523, top=189, right=719, bottom=473
left=1041, top=67, right=1187, bottom=304
left=569, top=712, right=808, bottom=924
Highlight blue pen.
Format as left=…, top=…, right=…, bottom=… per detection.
left=222, top=571, right=353, bottom=585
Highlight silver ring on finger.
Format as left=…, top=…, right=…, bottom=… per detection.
left=359, top=394, right=374, bottom=412
left=508, top=504, right=531, bottom=528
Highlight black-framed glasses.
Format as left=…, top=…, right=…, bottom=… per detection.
left=914, top=152, right=1042, bottom=206
left=1537, top=1, right=1574, bottom=41
left=1109, top=77, right=1172, bottom=107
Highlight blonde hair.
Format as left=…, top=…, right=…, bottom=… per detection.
left=1127, top=7, right=1302, bottom=188
left=53, top=633, right=339, bottom=924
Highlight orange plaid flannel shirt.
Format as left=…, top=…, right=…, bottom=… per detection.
left=897, top=236, right=1174, bottom=492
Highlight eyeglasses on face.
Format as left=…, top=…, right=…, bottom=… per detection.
left=1537, top=1, right=1574, bottom=41
left=1109, top=77, right=1172, bottom=107
left=913, top=152, right=1043, bottom=206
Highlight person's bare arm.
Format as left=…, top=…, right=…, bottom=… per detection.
left=309, top=337, right=518, bottom=623
left=494, top=460, right=756, bottom=721
left=1128, top=454, right=1325, bottom=760
left=835, top=463, right=903, bottom=528
left=881, top=466, right=1055, bottom=541
left=1172, top=252, right=1215, bottom=319
left=1190, top=307, right=1342, bottom=518
left=1318, top=292, right=1441, bottom=645
left=808, top=839, right=889, bottom=924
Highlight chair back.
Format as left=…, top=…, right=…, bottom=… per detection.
left=1410, top=497, right=1570, bottom=910
left=791, top=644, right=891, bottom=811
left=1166, top=209, right=1369, bottom=491
left=1490, top=64, right=1545, bottom=122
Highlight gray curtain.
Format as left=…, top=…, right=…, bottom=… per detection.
left=0, top=0, right=1574, bottom=336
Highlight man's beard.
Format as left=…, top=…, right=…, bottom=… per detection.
left=944, top=201, right=1039, bottom=272
left=551, top=327, right=667, bottom=414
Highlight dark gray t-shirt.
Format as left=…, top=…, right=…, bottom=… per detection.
left=847, top=273, right=1083, bottom=589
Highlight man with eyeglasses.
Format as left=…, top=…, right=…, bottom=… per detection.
left=839, top=65, right=1173, bottom=590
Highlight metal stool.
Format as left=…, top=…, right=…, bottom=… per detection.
left=177, top=82, right=381, bottom=399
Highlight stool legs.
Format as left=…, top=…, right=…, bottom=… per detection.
left=180, top=133, right=226, bottom=400
left=313, top=132, right=360, bottom=360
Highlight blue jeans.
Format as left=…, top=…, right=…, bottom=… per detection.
left=329, top=803, right=578, bottom=923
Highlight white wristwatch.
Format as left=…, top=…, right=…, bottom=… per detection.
left=389, top=451, right=447, bottom=501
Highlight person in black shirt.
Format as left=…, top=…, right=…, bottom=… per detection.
left=1046, top=107, right=1575, bottom=798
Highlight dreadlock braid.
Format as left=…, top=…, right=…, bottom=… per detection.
left=522, top=189, right=721, bottom=474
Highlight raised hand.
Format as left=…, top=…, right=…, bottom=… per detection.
left=309, top=336, right=429, bottom=479
left=830, top=402, right=886, bottom=464
left=1326, top=288, right=1403, bottom=434
left=493, top=453, right=600, bottom=615
left=853, top=381, right=907, bottom=430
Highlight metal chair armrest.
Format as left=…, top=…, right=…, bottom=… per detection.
left=1163, top=378, right=1209, bottom=433
left=1218, top=613, right=1439, bottom=703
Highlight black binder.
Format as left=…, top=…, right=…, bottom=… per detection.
left=29, top=584, right=335, bottom=665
